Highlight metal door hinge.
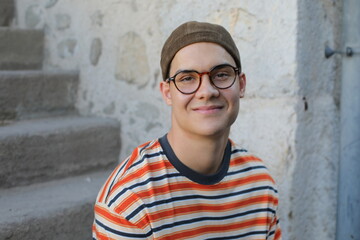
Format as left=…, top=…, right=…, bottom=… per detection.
left=325, top=45, right=357, bottom=58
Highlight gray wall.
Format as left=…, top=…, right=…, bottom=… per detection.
left=291, top=0, right=342, bottom=239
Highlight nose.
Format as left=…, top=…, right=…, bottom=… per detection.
left=195, top=74, right=220, bottom=98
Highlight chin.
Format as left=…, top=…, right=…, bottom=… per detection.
left=195, top=125, right=231, bottom=138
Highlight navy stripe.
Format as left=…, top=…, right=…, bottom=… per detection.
left=126, top=173, right=181, bottom=192
left=109, top=165, right=270, bottom=207
left=108, top=172, right=181, bottom=207
left=268, top=230, right=275, bottom=237
left=126, top=166, right=268, bottom=195
left=107, top=151, right=169, bottom=206
left=232, top=148, right=248, bottom=154
left=266, top=218, right=280, bottom=238
left=105, top=158, right=129, bottom=203
left=108, top=186, right=131, bottom=207
left=95, top=219, right=152, bottom=238
left=206, top=230, right=268, bottom=240
left=129, top=173, right=181, bottom=190
left=152, top=208, right=274, bottom=233
left=139, top=141, right=152, bottom=154
left=127, top=151, right=165, bottom=171
left=127, top=185, right=276, bottom=220
left=227, top=165, right=267, bottom=177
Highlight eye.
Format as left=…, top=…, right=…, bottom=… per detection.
left=211, top=65, right=234, bottom=81
left=179, top=76, right=195, bottom=82
left=215, top=72, right=230, bottom=78
left=176, top=72, right=197, bottom=83
left=212, top=71, right=231, bottom=81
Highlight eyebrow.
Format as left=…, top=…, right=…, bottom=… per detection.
left=173, top=68, right=197, bottom=75
left=172, top=62, right=232, bottom=76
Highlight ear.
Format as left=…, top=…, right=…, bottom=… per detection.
left=239, top=73, right=246, bottom=98
left=160, top=81, right=172, bottom=105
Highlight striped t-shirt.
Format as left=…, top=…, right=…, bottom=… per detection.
left=93, top=135, right=281, bottom=239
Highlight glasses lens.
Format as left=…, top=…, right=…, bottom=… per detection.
left=210, top=65, right=236, bottom=89
left=174, top=71, right=199, bottom=94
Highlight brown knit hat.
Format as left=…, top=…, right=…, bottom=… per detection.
left=160, top=21, right=241, bottom=80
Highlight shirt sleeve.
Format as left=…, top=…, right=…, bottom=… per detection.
left=267, top=210, right=282, bottom=240
left=92, top=202, right=153, bottom=240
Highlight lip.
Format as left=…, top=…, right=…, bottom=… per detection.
left=193, top=105, right=223, bottom=114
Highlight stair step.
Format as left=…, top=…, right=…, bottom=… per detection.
left=0, top=70, right=79, bottom=122
left=0, top=116, right=120, bottom=188
left=0, top=170, right=111, bottom=239
left=0, top=0, right=15, bottom=27
left=0, top=28, right=44, bottom=70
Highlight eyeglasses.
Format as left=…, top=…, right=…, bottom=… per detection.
left=166, top=64, right=240, bottom=94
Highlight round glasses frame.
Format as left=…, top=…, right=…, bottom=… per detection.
left=166, top=64, right=240, bottom=95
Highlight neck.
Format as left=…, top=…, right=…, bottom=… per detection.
left=167, top=129, right=230, bottom=175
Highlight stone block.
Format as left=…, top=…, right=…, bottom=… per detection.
left=0, top=0, right=15, bottom=26
left=0, top=70, right=78, bottom=121
left=0, top=116, right=120, bottom=188
left=0, top=170, right=110, bottom=239
left=0, top=29, right=44, bottom=70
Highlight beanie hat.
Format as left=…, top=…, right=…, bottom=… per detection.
left=160, top=21, right=241, bottom=80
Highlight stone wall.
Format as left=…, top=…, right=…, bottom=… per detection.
left=15, top=0, right=342, bottom=238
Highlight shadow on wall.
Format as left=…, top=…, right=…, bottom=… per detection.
left=289, top=0, right=342, bottom=239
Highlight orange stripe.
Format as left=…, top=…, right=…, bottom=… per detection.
left=146, top=140, right=161, bottom=150
left=98, top=140, right=156, bottom=203
left=133, top=173, right=273, bottom=201
left=113, top=192, right=141, bottom=214
left=120, top=140, right=156, bottom=181
left=108, top=160, right=173, bottom=197
left=123, top=149, right=141, bottom=175
left=95, top=205, right=137, bottom=228
left=269, top=214, right=281, bottom=239
left=158, top=217, right=271, bottom=240
left=136, top=194, right=275, bottom=226
left=274, top=228, right=282, bottom=239
left=230, top=155, right=263, bottom=167
left=98, top=163, right=124, bottom=203
left=92, top=223, right=112, bottom=240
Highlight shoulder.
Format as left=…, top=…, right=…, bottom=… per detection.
left=229, top=139, right=266, bottom=165
left=96, top=138, right=166, bottom=205
left=228, top=139, right=277, bottom=185
left=125, top=139, right=164, bottom=171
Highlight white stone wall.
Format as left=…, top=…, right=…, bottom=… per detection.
left=15, top=0, right=342, bottom=239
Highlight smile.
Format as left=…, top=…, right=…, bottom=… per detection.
left=193, top=105, right=223, bottom=114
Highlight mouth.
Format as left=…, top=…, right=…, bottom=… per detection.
left=193, top=105, right=223, bottom=114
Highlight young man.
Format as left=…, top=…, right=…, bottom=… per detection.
left=93, top=21, right=282, bottom=239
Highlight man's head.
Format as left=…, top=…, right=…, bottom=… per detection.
left=159, top=21, right=246, bottom=138
left=160, top=21, right=241, bottom=81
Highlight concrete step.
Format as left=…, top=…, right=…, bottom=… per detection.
left=0, top=28, right=44, bottom=70
left=0, top=0, right=15, bottom=27
left=0, top=70, right=79, bottom=122
left=0, top=116, right=120, bottom=188
left=0, top=170, right=111, bottom=240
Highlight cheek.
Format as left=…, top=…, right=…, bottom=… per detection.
left=228, top=96, right=240, bottom=124
left=170, top=90, right=193, bottom=109
left=226, top=92, right=241, bottom=115
left=224, top=88, right=240, bottom=104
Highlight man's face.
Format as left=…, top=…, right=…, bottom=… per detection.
left=160, top=42, right=246, bottom=139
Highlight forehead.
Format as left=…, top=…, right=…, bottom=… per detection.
left=169, top=42, right=236, bottom=74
